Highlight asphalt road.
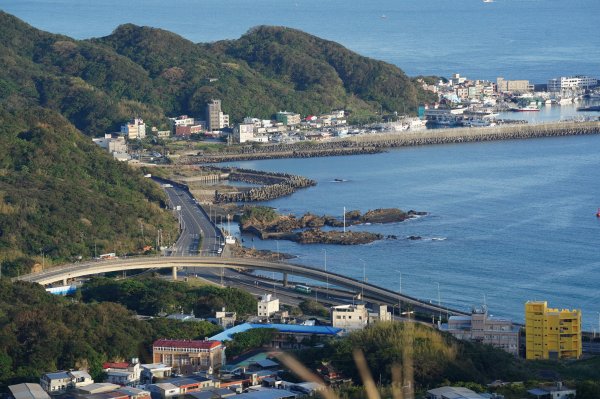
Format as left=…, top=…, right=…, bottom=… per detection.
left=160, top=182, right=223, bottom=256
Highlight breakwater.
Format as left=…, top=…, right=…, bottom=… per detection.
left=177, top=146, right=383, bottom=164
left=211, top=167, right=316, bottom=203
left=177, top=121, right=600, bottom=163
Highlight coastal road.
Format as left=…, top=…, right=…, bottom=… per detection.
left=16, top=256, right=469, bottom=318
left=157, top=179, right=223, bottom=256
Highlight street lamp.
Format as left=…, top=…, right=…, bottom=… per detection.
left=437, top=282, right=441, bottom=323
left=323, top=249, right=329, bottom=298
left=359, top=258, right=366, bottom=300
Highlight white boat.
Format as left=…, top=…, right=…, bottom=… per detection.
left=557, top=97, right=572, bottom=105
left=483, top=0, right=494, bottom=3
left=514, top=102, right=540, bottom=112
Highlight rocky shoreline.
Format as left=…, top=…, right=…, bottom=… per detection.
left=212, top=167, right=316, bottom=203
left=240, top=207, right=426, bottom=245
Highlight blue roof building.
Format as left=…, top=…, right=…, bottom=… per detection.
left=210, top=323, right=342, bottom=349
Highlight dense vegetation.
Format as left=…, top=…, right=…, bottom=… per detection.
left=0, top=109, right=178, bottom=271
left=292, top=322, right=600, bottom=398
left=1, top=11, right=435, bottom=137
left=298, top=300, right=330, bottom=318
left=0, top=279, right=219, bottom=391
left=81, top=277, right=257, bottom=317
left=0, top=11, right=436, bottom=267
left=226, top=328, right=278, bottom=358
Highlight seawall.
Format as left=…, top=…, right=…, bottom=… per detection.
left=177, top=121, right=600, bottom=163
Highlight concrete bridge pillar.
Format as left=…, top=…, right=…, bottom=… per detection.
left=283, top=273, right=288, bottom=287
left=62, top=278, right=68, bottom=286
left=172, top=266, right=178, bottom=281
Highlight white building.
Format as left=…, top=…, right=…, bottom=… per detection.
left=233, top=123, right=256, bottom=143
left=92, top=134, right=128, bottom=160
left=214, top=308, right=237, bottom=329
left=103, top=359, right=141, bottom=386
left=141, top=363, right=172, bottom=384
left=39, top=371, right=93, bottom=394
left=331, top=304, right=368, bottom=331
left=547, top=75, right=598, bottom=92
left=257, top=294, right=280, bottom=317
left=121, top=118, right=146, bottom=140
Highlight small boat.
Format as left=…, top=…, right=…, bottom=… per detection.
left=483, top=0, right=494, bottom=3
left=596, top=208, right=600, bottom=218
left=514, top=103, right=540, bottom=112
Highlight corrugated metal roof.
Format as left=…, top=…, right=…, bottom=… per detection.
left=9, top=384, right=51, bottom=399
left=209, top=323, right=342, bottom=342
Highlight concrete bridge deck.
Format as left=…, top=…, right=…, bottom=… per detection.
left=15, top=256, right=468, bottom=317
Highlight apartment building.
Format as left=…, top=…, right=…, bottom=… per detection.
left=525, top=301, right=582, bottom=360
left=440, top=306, right=520, bottom=356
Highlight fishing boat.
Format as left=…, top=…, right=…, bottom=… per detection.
left=514, top=102, right=540, bottom=112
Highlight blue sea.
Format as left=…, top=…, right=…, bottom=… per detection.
left=226, top=135, right=600, bottom=330
left=1, top=0, right=600, bottom=82
left=2, top=0, right=600, bottom=329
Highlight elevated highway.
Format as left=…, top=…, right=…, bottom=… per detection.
left=15, top=256, right=468, bottom=317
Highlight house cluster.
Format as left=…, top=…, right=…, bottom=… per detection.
left=7, top=296, right=583, bottom=399
left=232, top=110, right=347, bottom=144
left=419, top=72, right=599, bottom=127
left=9, top=337, right=324, bottom=399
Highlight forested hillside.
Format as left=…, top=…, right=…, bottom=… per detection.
left=0, top=280, right=221, bottom=390
left=0, top=11, right=435, bottom=268
left=0, top=108, right=178, bottom=272
left=1, top=11, right=435, bottom=136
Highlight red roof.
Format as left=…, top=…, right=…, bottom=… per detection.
left=153, top=339, right=222, bottom=350
left=102, top=362, right=130, bottom=369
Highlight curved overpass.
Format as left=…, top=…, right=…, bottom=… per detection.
left=15, top=256, right=468, bottom=317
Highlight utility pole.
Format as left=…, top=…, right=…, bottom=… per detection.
left=437, top=282, right=441, bottom=323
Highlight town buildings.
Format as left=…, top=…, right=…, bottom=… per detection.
left=439, top=306, right=520, bottom=356
left=152, top=339, right=226, bottom=373
left=39, top=370, right=93, bottom=394
left=426, top=386, right=489, bottom=399
left=206, top=100, right=230, bottom=132
left=121, top=118, right=146, bottom=140
left=92, top=134, right=129, bottom=160
left=525, top=301, right=582, bottom=360
left=214, top=308, right=237, bottom=329
left=103, top=359, right=142, bottom=386
left=233, top=123, right=256, bottom=143
left=527, top=382, right=576, bottom=399
left=275, top=111, right=301, bottom=126
left=547, top=75, right=598, bottom=92
left=330, top=304, right=369, bottom=331
left=9, top=383, right=50, bottom=399
left=496, top=77, right=533, bottom=93
left=257, top=294, right=279, bottom=318
left=169, top=115, right=206, bottom=137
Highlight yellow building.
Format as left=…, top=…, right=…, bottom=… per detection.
left=525, top=301, right=582, bottom=360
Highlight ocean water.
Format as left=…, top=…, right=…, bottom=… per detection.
left=2, top=0, right=600, bottom=328
left=226, top=135, right=600, bottom=330
left=1, top=0, right=600, bottom=82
